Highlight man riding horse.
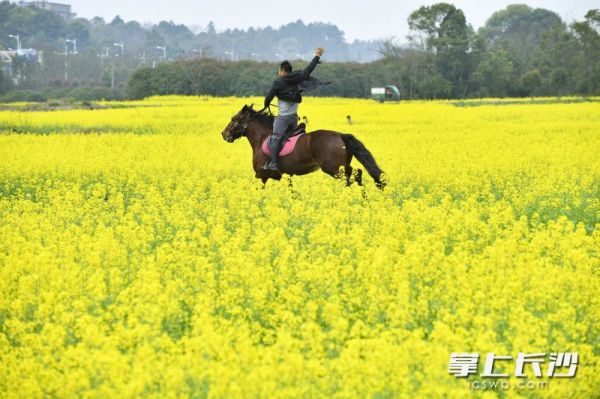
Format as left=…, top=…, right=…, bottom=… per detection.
left=220, top=46, right=385, bottom=190
left=262, top=46, right=327, bottom=172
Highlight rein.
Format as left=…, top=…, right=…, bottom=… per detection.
left=241, top=106, right=274, bottom=132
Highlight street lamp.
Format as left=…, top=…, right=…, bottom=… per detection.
left=54, top=44, right=68, bottom=81
left=114, top=41, right=124, bottom=57
left=66, top=38, right=77, bottom=54
left=224, top=50, right=234, bottom=61
left=98, top=47, right=110, bottom=66
left=8, top=34, right=21, bottom=51
left=156, top=46, right=166, bottom=59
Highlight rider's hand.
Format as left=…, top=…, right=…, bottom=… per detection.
left=315, top=47, right=325, bottom=57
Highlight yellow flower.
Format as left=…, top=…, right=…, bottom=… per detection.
left=0, top=96, right=598, bottom=397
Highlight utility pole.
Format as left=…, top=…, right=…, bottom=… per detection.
left=99, top=47, right=109, bottom=67
left=65, top=43, right=68, bottom=81
left=111, top=59, right=115, bottom=88
left=114, top=42, right=124, bottom=71
left=138, top=50, right=146, bottom=67
left=8, top=34, right=22, bottom=84
left=54, top=44, right=68, bottom=81
left=59, top=39, right=76, bottom=83
left=97, top=47, right=114, bottom=87
left=110, top=59, right=115, bottom=89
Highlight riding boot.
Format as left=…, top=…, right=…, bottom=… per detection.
left=263, top=135, right=283, bottom=171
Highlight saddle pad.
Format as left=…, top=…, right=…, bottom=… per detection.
left=262, top=133, right=305, bottom=157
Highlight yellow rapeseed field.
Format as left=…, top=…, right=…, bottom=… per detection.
left=0, top=96, right=598, bottom=398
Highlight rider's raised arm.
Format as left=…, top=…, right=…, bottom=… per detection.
left=284, top=56, right=320, bottom=84
left=285, top=47, right=325, bottom=84
left=303, top=55, right=321, bottom=77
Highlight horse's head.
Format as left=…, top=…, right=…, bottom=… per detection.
left=221, top=104, right=255, bottom=143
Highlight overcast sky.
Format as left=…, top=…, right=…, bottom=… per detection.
left=66, top=0, right=597, bottom=41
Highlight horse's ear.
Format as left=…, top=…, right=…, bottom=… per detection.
left=250, top=103, right=254, bottom=109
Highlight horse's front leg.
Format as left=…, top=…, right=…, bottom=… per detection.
left=254, top=167, right=269, bottom=188
left=255, top=168, right=282, bottom=188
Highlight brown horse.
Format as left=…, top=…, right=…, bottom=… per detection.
left=221, top=104, right=386, bottom=189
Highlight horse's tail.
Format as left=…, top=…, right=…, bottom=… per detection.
left=341, top=134, right=386, bottom=189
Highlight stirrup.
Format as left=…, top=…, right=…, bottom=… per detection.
left=262, top=161, right=279, bottom=171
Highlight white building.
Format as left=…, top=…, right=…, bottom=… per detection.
left=17, top=1, right=76, bottom=20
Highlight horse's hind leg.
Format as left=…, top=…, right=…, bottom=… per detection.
left=353, top=168, right=363, bottom=186
left=321, top=162, right=345, bottom=183
left=344, top=148, right=356, bottom=186
left=319, top=145, right=350, bottom=184
left=344, top=164, right=353, bottom=186
left=342, top=164, right=363, bottom=187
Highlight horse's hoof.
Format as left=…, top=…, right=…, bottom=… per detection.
left=270, top=170, right=283, bottom=180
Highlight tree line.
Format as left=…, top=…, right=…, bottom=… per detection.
left=1, top=2, right=599, bottom=100
left=0, top=0, right=381, bottom=99
left=128, top=4, right=600, bottom=100
left=383, top=4, right=600, bottom=98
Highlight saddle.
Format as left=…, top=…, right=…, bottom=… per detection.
left=288, top=122, right=306, bottom=137
left=262, top=123, right=307, bottom=157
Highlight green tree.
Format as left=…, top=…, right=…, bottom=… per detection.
left=479, top=4, right=565, bottom=79
left=408, top=3, right=473, bottom=97
left=550, top=67, right=568, bottom=96
left=126, top=67, right=155, bottom=99
left=418, top=71, right=453, bottom=98
left=538, top=27, right=581, bottom=95
left=571, top=10, right=600, bottom=94
left=522, top=69, right=542, bottom=97
left=474, top=50, right=513, bottom=97
left=66, top=18, right=91, bottom=48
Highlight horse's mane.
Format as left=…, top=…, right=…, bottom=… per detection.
left=246, top=106, right=274, bottom=128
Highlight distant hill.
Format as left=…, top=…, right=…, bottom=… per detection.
left=1, top=2, right=384, bottom=62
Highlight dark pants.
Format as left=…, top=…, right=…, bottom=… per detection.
left=269, top=113, right=298, bottom=156
left=271, top=113, right=298, bottom=142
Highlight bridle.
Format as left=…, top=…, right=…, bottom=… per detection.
left=236, top=106, right=273, bottom=136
